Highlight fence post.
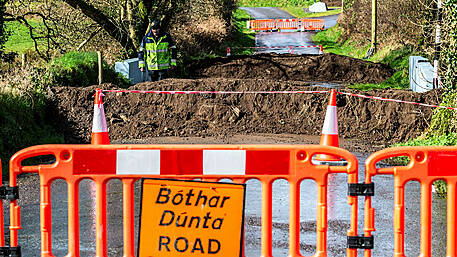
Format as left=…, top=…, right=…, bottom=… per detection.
left=98, top=51, right=103, bottom=85
left=21, top=53, right=26, bottom=68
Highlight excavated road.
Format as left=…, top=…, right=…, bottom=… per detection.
left=8, top=7, right=448, bottom=257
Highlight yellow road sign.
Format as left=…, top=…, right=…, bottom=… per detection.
left=138, top=179, right=246, bottom=257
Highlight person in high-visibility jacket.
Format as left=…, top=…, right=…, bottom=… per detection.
left=138, top=20, right=177, bottom=81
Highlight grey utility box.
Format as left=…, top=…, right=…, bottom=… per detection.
left=409, top=56, right=434, bottom=93
left=115, top=58, right=145, bottom=85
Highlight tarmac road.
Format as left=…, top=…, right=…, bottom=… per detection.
left=239, top=7, right=294, bottom=19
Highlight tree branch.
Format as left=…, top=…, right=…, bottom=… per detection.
left=62, top=0, right=137, bottom=55
left=76, top=26, right=102, bottom=51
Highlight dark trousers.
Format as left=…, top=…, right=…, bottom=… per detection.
left=148, top=69, right=168, bottom=81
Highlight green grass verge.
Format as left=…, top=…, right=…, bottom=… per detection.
left=282, top=7, right=342, bottom=18
left=312, top=25, right=367, bottom=58
left=313, top=25, right=414, bottom=90
left=226, top=8, right=256, bottom=55
left=349, top=47, right=414, bottom=90
left=4, top=20, right=45, bottom=54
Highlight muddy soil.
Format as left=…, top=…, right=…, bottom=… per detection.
left=187, top=53, right=394, bottom=84
left=48, top=57, right=442, bottom=153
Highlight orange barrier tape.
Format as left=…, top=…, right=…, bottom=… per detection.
left=364, top=146, right=457, bottom=257
left=249, top=19, right=325, bottom=31
left=9, top=144, right=358, bottom=257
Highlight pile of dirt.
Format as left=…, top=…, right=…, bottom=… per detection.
left=186, top=53, right=394, bottom=84
left=48, top=77, right=442, bottom=150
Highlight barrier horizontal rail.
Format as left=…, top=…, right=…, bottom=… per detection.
left=248, top=18, right=325, bottom=31
left=8, top=144, right=359, bottom=257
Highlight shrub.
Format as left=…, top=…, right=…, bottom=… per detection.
left=339, top=0, right=434, bottom=51
left=0, top=0, right=8, bottom=56
left=0, top=88, right=64, bottom=172
left=47, top=51, right=130, bottom=88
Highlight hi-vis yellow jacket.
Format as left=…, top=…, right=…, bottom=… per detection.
left=138, top=31, right=177, bottom=71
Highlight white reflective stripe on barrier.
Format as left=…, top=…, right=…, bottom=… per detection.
left=116, top=150, right=161, bottom=174
left=322, top=105, right=338, bottom=135
left=203, top=150, right=246, bottom=175
left=112, top=150, right=248, bottom=175
left=92, top=104, right=108, bottom=133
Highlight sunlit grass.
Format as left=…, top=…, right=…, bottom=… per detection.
left=223, top=8, right=256, bottom=55
left=4, top=20, right=45, bottom=53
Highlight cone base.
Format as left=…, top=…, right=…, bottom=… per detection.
left=91, top=132, right=110, bottom=145
left=316, top=133, right=340, bottom=161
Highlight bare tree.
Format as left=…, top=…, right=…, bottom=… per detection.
left=5, top=0, right=185, bottom=60
left=5, top=0, right=236, bottom=61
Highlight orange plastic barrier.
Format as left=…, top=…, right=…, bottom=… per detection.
left=9, top=144, right=359, bottom=257
left=248, top=19, right=324, bottom=31
left=364, top=146, right=457, bottom=257
left=0, top=159, right=20, bottom=256
left=0, top=159, right=4, bottom=247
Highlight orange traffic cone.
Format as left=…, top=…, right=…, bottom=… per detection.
left=319, top=45, right=324, bottom=55
left=315, top=89, right=343, bottom=163
left=91, top=88, right=110, bottom=145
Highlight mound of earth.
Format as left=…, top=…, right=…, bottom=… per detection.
left=48, top=78, right=442, bottom=151
left=186, top=53, right=394, bottom=84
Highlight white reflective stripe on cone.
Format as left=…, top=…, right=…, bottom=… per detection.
left=116, top=150, right=161, bottom=174
left=322, top=105, right=338, bottom=135
left=92, top=104, right=107, bottom=133
left=203, top=150, right=246, bottom=175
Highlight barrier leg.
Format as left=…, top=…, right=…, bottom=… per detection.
left=289, top=180, right=300, bottom=256
left=95, top=180, right=107, bottom=257
left=67, top=181, right=80, bottom=257
left=123, top=179, right=135, bottom=257
left=393, top=184, right=406, bottom=257
left=9, top=171, right=21, bottom=249
left=315, top=182, right=327, bottom=257
left=420, top=181, right=432, bottom=257
left=40, top=184, right=54, bottom=256
left=261, top=180, right=273, bottom=257
left=447, top=179, right=457, bottom=257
